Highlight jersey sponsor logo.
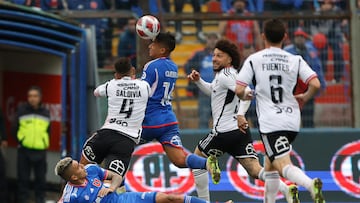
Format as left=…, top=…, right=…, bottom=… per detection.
left=227, top=140, right=304, bottom=200
left=109, top=160, right=126, bottom=176
left=126, top=142, right=195, bottom=193
left=109, top=118, right=128, bottom=127
left=331, top=140, right=360, bottom=198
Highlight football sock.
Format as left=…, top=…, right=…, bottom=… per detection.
left=282, top=164, right=312, bottom=190
left=193, top=169, right=210, bottom=201
left=185, top=154, right=207, bottom=169
left=184, top=195, right=209, bottom=203
left=264, top=171, right=280, bottom=203
left=259, top=168, right=288, bottom=196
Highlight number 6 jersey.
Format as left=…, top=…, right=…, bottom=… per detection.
left=236, top=47, right=317, bottom=133
left=94, top=76, right=150, bottom=143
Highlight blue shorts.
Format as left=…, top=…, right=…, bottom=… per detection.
left=141, top=124, right=183, bottom=147
left=114, top=192, right=157, bottom=203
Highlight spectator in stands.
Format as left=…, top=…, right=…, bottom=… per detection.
left=284, top=27, right=326, bottom=127
left=310, top=0, right=346, bottom=83
left=10, top=0, right=63, bottom=10
left=111, top=0, right=141, bottom=29
left=12, top=86, right=51, bottom=203
left=0, top=108, right=8, bottom=203
left=221, top=0, right=264, bottom=13
left=218, top=0, right=262, bottom=51
left=174, top=0, right=206, bottom=43
left=184, top=32, right=219, bottom=129
left=41, top=0, right=64, bottom=10
left=264, top=0, right=306, bottom=11
left=118, top=17, right=137, bottom=69
left=67, top=0, right=110, bottom=68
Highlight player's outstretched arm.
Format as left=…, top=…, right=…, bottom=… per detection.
left=98, top=170, right=123, bottom=197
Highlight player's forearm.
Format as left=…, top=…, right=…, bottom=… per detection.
left=106, top=171, right=123, bottom=192
left=195, top=78, right=212, bottom=96
left=303, top=78, right=321, bottom=102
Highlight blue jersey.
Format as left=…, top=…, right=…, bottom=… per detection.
left=59, top=164, right=157, bottom=203
left=59, top=164, right=114, bottom=203
left=141, top=57, right=178, bottom=127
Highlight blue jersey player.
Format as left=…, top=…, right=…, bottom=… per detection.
left=140, top=32, right=220, bottom=184
left=55, top=157, right=233, bottom=203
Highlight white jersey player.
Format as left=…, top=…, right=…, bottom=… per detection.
left=188, top=39, right=294, bottom=203
left=80, top=57, right=150, bottom=178
left=95, top=76, right=149, bottom=143
left=236, top=19, right=324, bottom=203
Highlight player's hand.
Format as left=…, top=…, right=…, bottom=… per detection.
left=294, top=93, right=310, bottom=109
left=98, top=188, right=113, bottom=197
left=242, top=89, right=254, bottom=100
left=187, top=70, right=200, bottom=82
left=237, top=115, right=249, bottom=134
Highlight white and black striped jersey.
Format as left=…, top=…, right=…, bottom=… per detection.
left=196, top=67, right=249, bottom=133
left=94, top=77, right=150, bottom=143
left=236, top=47, right=317, bottom=133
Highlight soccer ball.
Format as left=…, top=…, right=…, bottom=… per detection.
left=136, top=15, right=160, bottom=40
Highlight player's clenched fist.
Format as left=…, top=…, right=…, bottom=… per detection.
left=187, top=70, right=200, bottom=81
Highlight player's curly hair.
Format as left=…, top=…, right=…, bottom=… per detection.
left=215, top=39, right=241, bottom=69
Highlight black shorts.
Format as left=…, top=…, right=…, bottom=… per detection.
left=82, top=129, right=135, bottom=176
left=197, top=129, right=258, bottom=159
left=260, top=131, right=297, bottom=162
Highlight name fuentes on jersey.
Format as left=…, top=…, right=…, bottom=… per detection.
left=262, top=54, right=290, bottom=72
left=116, top=83, right=141, bottom=98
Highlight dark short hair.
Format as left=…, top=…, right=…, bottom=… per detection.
left=263, top=19, right=286, bottom=44
left=28, top=86, right=42, bottom=96
left=215, top=39, right=240, bottom=69
left=154, top=32, right=176, bottom=53
left=114, top=57, right=132, bottom=74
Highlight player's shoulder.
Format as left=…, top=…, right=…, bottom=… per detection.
left=144, top=58, right=161, bottom=69
left=85, top=164, right=100, bottom=171
left=218, top=67, right=237, bottom=80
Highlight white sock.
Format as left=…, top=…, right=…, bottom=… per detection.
left=259, top=167, right=290, bottom=197
left=282, top=164, right=312, bottom=190
left=278, top=180, right=289, bottom=196
left=193, top=169, right=210, bottom=201
left=264, top=171, right=280, bottom=203
left=258, top=168, right=265, bottom=181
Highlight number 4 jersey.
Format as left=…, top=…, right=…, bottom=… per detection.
left=94, top=76, right=150, bottom=143
left=236, top=47, right=317, bottom=133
